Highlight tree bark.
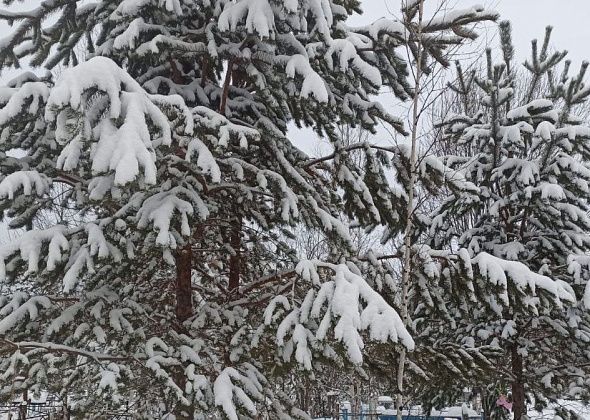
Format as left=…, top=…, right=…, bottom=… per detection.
left=511, top=344, right=526, bottom=420
left=175, top=243, right=193, bottom=323
left=173, top=243, right=194, bottom=419
left=228, top=219, right=241, bottom=292
left=219, top=58, right=235, bottom=115
left=480, top=387, right=488, bottom=420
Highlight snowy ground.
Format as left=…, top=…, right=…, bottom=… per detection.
left=528, top=400, right=590, bottom=419
left=313, top=400, right=590, bottom=420
left=2, top=401, right=589, bottom=419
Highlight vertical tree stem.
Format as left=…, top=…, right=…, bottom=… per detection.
left=219, top=58, right=235, bottom=115
left=175, top=243, right=193, bottom=322
left=228, top=217, right=242, bottom=292
left=511, top=344, right=526, bottom=420
left=397, top=1, right=424, bottom=419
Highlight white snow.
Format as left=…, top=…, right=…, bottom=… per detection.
left=285, top=54, right=330, bottom=102
left=218, top=0, right=275, bottom=38
left=0, top=293, right=52, bottom=335
left=473, top=252, right=576, bottom=313
left=46, top=57, right=196, bottom=186
left=0, top=82, right=49, bottom=125
left=136, top=187, right=205, bottom=246
left=0, top=171, right=50, bottom=200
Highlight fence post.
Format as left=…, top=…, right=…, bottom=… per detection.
left=18, top=389, right=27, bottom=420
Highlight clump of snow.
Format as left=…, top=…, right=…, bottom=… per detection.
left=218, top=0, right=275, bottom=38
left=472, top=252, right=576, bottom=313
left=269, top=260, right=414, bottom=369
left=46, top=57, right=195, bottom=186
left=285, top=54, right=329, bottom=102
left=0, top=171, right=50, bottom=199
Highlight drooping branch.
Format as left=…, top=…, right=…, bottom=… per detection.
left=302, top=143, right=399, bottom=168
left=0, top=338, right=135, bottom=362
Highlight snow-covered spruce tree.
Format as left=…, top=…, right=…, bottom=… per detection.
left=423, top=23, right=590, bottom=418
left=0, top=0, right=496, bottom=417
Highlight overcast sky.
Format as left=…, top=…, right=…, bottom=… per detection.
left=358, top=0, right=590, bottom=66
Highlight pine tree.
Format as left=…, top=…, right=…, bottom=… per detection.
left=0, top=0, right=496, bottom=417
left=420, top=22, right=590, bottom=418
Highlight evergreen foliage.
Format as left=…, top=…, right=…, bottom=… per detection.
left=415, top=22, right=590, bottom=417
left=0, top=0, right=496, bottom=418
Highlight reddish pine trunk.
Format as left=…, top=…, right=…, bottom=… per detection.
left=169, top=57, right=193, bottom=324
left=175, top=243, right=193, bottom=322
left=173, top=243, right=194, bottom=419
left=511, top=345, right=526, bottom=420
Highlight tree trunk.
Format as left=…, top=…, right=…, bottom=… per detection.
left=63, top=394, right=70, bottom=420
left=228, top=218, right=241, bottom=292
left=219, top=58, right=235, bottom=115
left=511, top=344, right=526, bottom=420
left=175, top=243, right=193, bottom=322
left=173, top=243, right=194, bottom=419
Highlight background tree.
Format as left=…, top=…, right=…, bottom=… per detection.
left=418, top=22, right=590, bottom=419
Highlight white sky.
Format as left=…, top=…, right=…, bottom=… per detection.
left=358, top=0, right=590, bottom=66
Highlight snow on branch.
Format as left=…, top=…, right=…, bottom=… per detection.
left=267, top=260, right=414, bottom=368
left=136, top=187, right=208, bottom=247
left=284, top=54, right=329, bottom=103
left=114, top=0, right=183, bottom=17
left=214, top=364, right=265, bottom=420
left=0, top=293, right=52, bottom=335
left=0, top=225, right=69, bottom=281
left=472, top=252, right=576, bottom=314
left=223, top=157, right=299, bottom=222
left=351, top=18, right=406, bottom=41
left=90, top=95, right=161, bottom=185
left=186, top=138, right=221, bottom=183
left=143, top=337, right=190, bottom=405
left=422, top=5, right=499, bottom=36
left=325, top=39, right=382, bottom=87
left=97, top=363, right=122, bottom=396
left=0, top=338, right=133, bottom=362
left=0, top=82, right=49, bottom=125
left=62, top=224, right=124, bottom=293
left=0, top=171, right=50, bottom=200
left=45, top=57, right=144, bottom=121
left=567, top=255, right=590, bottom=309
left=46, top=57, right=193, bottom=186
left=218, top=0, right=275, bottom=38
left=192, top=106, right=259, bottom=148
left=506, top=99, right=556, bottom=122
